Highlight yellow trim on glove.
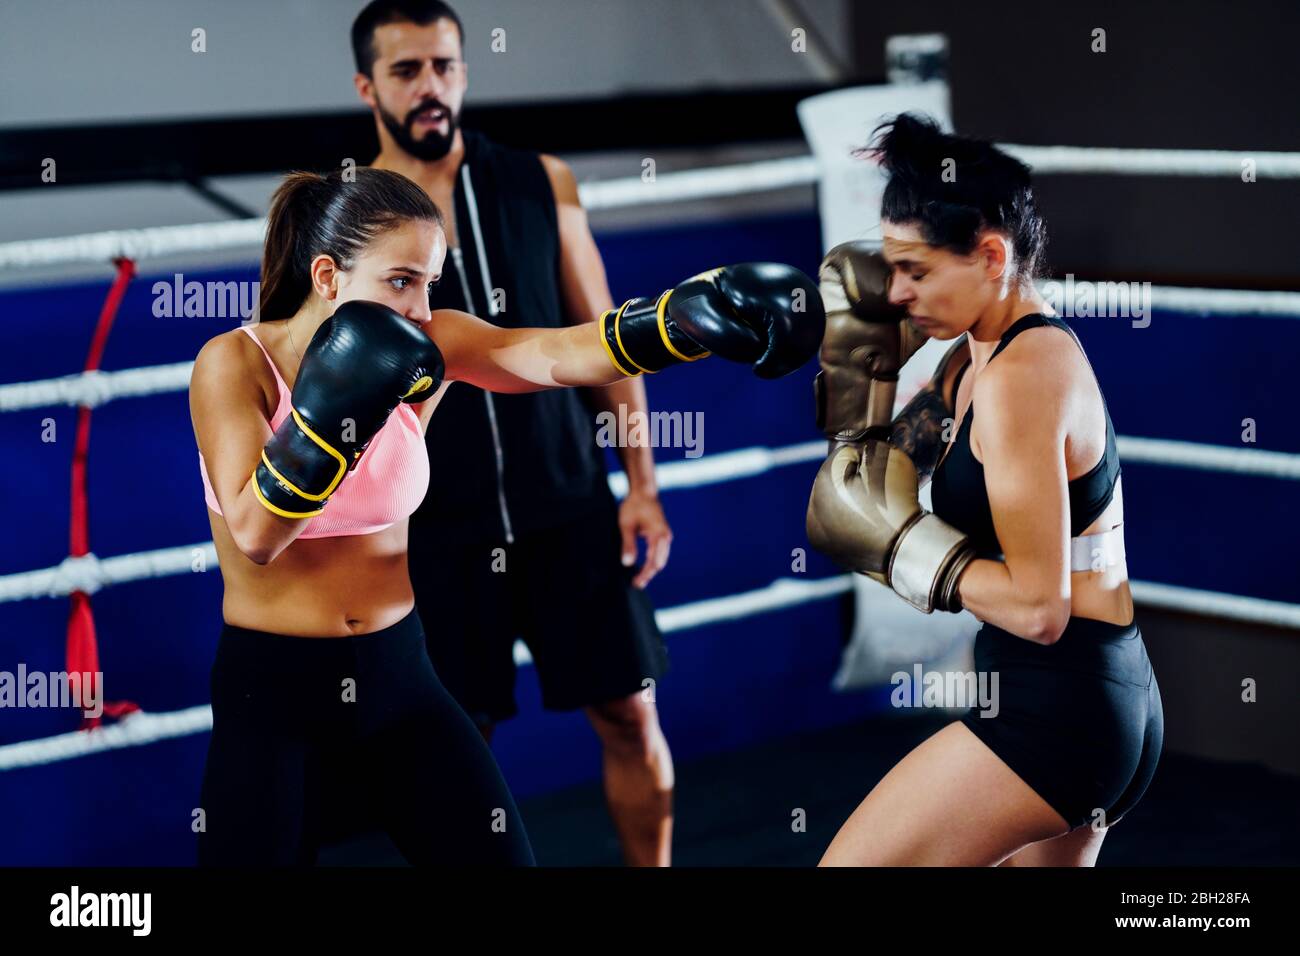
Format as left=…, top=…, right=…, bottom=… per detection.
left=250, top=476, right=327, bottom=520
left=598, top=302, right=644, bottom=377
left=402, top=374, right=435, bottom=400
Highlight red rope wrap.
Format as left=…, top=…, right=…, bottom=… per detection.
left=67, top=257, right=141, bottom=730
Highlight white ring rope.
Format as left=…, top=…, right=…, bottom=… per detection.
left=1137, top=285, right=1300, bottom=317
left=1117, top=437, right=1300, bottom=480
left=0, top=544, right=218, bottom=603
left=0, top=160, right=822, bottom=270
left=1129, top=582, right=1300, bottom=630
left=606, top=440, right=827, bottom=498
left=0, top=362, right=194, bottom=412
left=2, top=353, right=1294, bottom=488
left=5, top=140, right=1300, bottom=269
left=2, top=439, right=1297, bottom=628
left=3, top=571, right=1296, bottom=771
left=0, top=706, right=215, bottom=772
left=514, top=574, right=852, bottom=665
left=3, top=438, right=1298, bottom=602
left=0, top=574, right=850, bottom=771
left=1001, top=144, right=1300, bottom=178
left=579, top=155, right=820, bottom=210
left=0, top=219, right=267, bottom=271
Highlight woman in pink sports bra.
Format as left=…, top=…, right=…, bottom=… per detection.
left=189, top=166, right=822, bottom=866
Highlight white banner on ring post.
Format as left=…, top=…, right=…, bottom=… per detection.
left=798, top=81, right=983, bottom=692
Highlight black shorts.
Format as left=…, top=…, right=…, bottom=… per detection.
left=408, top=497, right=669, bottom=725
left=960, top=615, right=1164, bottom=830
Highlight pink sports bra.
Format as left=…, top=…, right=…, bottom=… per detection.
left=198, top=325, right=429, bottom=539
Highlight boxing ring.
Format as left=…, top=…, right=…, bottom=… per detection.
left=2, top=116, right=1299, bottom=864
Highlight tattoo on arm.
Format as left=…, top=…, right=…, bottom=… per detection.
left=893, top=338, right=970, bottom=482
left=891, top=386, right=952, bottom=482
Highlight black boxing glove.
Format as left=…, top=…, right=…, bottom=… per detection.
left=252, top=300, right=444, bottom=519
left=600, top=262, right=825, bottom=379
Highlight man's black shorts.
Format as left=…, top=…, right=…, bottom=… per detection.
left=408, top=497, right=669, bottom=725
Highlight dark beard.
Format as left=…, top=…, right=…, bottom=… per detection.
left=378, top=99, right=458, bottom=161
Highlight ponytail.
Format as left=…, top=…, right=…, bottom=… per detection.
left=259, top=172, right=324, bottom=323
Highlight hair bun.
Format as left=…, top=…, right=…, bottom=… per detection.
left=863, top=112, right=1047, bottom=280
left=871, top=112, right=947, bottom=175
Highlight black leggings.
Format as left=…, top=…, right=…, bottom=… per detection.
left=197, top=608, right=535, bottom=866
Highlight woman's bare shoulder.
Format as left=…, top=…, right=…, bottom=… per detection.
left=975, top=327, right=1078, bottom=425
left=192, top=327, right=276, bottom=418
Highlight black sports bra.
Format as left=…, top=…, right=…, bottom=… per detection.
left=929, top=314, right=1121, bottom=557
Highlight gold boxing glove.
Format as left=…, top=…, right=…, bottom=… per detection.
left=806, top=438, right=974, bottom=613
left=815, top=242, right=929, bottom=442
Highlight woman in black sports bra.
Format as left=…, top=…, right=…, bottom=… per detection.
left=817, top=114, right=1162, bottom=866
